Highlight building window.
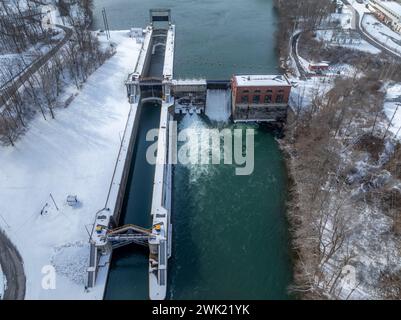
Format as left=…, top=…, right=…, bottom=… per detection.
left=276, top=94, right=284, bottom=103
left=253, top=95, right=260, bottom=104
left=241, top=95, right=249, bottom=103
left=264, top=95, right=272, bottom=103
left=242, top=90, right=249, bottom=94
left=278, top=89, right=284, bottom=93
left=254, top=90, right=261, bottom=94
left=266, top=89, right=273, bottom=93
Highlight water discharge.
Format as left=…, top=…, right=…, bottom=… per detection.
left=205, top=90, right=232, bottom=122
left=178, top=114, right=221, bottom=183
left=169, top=119, right=291, bottom=299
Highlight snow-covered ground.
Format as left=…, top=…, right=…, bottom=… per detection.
left=331, top=4, right=354, bottom=29
left=0, top=30, right=141, bottom=299
left=362, top=14, right=401, bottom=55
left=0, top=1, right=65, bottom=87
left=315, top=29, right=381, bottom=54
left=0, top=37, right=61, bottom=87
left=0, top=3, right=65, bottom=87
left=289, top=76, right=335, bottom=112
left=349, top=0, right=370, bottom=15
left=297, top=50, right=358, bottom=78
left=384, top=83, right=401, bottom=140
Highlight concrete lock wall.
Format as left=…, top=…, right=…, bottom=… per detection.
left=112, top=102, right=143, bottom=224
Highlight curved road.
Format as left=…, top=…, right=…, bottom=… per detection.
left=291, top=31, right=312, bottom=80
left=0, top=230, right=25, bottom=300
left=342, top=0, right=401, bottom=59
left=291, top=2, right=401, bottom=79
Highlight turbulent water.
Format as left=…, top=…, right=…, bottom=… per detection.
left=205, top=90, right=232, bottom=122
left=169, top=114, right=292, bottom=299
left=94, top=0, right=293, bottom=300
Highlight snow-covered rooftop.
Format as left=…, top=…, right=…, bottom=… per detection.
left=163, top=25, right=175, bottom=80
left=234, top=75, right=291, bottom=87
left=373, top=0, right=401, bottom=17
left=173, top=79, right=207, bottom=85
left=381, top=1, right=401, bottom=16
left=133, top=26, right=153, bottom=76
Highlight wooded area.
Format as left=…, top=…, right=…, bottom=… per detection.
left=275, top=0, right=401, bottom=299
left=0, top=0, right=113, bottom=145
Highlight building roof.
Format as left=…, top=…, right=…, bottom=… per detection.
left=234, top=75, right=291, bottom=87
left=373, top=0, right=401, bottom=17
left=309, top=62, right=330, bottom=67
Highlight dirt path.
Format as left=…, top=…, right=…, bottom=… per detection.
left=0, top=229, right=26, bottom=300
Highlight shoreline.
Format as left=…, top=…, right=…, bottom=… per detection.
left=278, top=133, right=302, bottom=299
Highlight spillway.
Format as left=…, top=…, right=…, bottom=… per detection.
left=205, top=89, right=231, bottom=122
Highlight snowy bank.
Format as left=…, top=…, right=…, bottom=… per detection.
left=0, top=30, right=141, bottom=299
left=384, top=83, right=401, bottom=140
left=315, top=29, right=381, bottom=54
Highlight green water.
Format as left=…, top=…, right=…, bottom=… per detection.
left=92, top=0, right=279, bottom=78
left=96, top=0, right=293, bottom=300
left=104, top=103, right=160, bottom=299
left=169, top=117, right=292, bottom=300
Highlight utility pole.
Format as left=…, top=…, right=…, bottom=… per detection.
left=50, top=193, right=59, bottom=211
left=383, top=103, right=400, bottom=141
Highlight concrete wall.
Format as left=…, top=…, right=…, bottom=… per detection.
left=111, top=102, right=143, bottom=223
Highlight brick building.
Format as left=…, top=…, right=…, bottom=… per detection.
left=231, top=75, right=292, bottom=122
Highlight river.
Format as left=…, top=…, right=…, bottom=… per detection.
left=93, top=0, right=293, bottom=300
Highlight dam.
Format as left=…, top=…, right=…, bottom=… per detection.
left=91, top=0, right=293, bottom=300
